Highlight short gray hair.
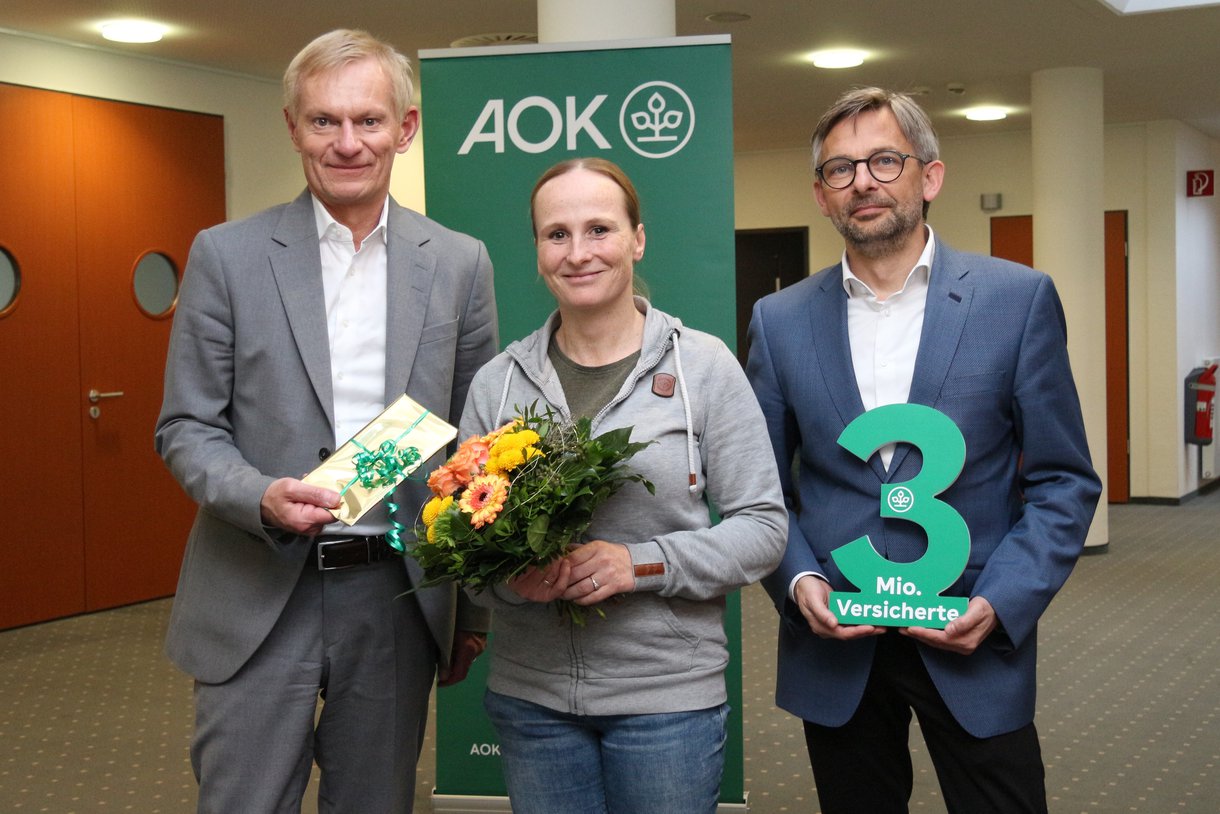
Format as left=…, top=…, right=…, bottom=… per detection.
left=810, top=87, right=939, bottom=170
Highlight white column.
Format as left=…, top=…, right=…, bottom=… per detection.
left=1031, top=67, right=1109, bottom=548
left=537, top=0, right=675, bottom=42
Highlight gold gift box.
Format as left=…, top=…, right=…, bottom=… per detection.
left=302, top=394, right=457, bottom=525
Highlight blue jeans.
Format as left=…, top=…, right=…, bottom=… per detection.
left=483, top=690, right=728, bottom=814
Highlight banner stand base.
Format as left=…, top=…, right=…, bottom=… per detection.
left=431, top=791, right=750, bottom=812
left=431, top=793, right=512, bottom=813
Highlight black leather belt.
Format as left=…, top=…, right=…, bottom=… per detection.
left=313, top=535, right=398, bottom=571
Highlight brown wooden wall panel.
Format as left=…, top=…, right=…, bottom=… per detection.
left=0, top=83, right=87, bottom=628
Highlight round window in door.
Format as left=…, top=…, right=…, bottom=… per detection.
left=132, top=251, right=179, bottom=318
left=0, top=246, right=19, bottom=318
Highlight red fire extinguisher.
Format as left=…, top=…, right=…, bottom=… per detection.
left=1186, top=363, right=1217, bottom=445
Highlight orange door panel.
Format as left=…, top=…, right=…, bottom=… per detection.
left=72, top=97, right=225, bottom=611
left=989, top=215, right=1034, bottom=268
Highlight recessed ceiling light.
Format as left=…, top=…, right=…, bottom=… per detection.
left=449, top=32, right=538, bottom=48
left=807, top=49, right=867, bottom=69
left=964, top=106, right=1008, bottom=121
left=100, top=20, right=168, bottom=44
left=705, top=12, right=752, bottom=23
left=1096, top=0, right=1220, bottom=14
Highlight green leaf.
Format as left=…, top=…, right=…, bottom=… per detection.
left=526, top=513, right=551, bottom=554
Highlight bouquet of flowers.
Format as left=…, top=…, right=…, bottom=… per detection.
left=410, top=403, right=653, bottom=621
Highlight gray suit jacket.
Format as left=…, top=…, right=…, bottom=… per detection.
left=155, top=190, right=497, bottom=684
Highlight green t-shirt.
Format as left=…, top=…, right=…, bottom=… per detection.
left=548, top=339, right=640, bottom=421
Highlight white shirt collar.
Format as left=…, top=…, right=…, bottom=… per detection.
left=841, top=224, right=937, bottom=300
left=309, top=193, right=389, bottom=246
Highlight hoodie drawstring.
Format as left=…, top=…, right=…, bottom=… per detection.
left=495, top=364, right=514, bottom=426
left=669, top=329, right=699, bottom=494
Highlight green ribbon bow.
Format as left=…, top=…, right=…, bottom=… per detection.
left=336, top=410, right=429, bottom=552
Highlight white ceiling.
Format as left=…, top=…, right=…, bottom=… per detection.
left=3, top=0, right=1220, bottom=151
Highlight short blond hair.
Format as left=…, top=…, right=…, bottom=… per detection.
left=283, top=29, right=413, bottom=120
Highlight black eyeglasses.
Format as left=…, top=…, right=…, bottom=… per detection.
left=815, top=150, right=926, bottom=189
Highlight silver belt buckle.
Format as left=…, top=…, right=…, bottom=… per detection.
left=315, top=537, right=357, bottom=571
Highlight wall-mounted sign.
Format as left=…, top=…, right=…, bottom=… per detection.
left=1187, top=169, right=1214, bottom=197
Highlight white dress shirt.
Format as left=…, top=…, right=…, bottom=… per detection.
left=314, top=195, right=391, bottom=535
left=789, top=226, right=937, bottom=598
left=842, top=227, right=934, bottom=469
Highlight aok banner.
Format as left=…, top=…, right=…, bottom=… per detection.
left=419, top=36, right=744, bottom=811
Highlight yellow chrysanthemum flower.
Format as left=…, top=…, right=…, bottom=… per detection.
left=486, top=430, right=543, bottom=475
left=422, top=495, right=454, bottom=527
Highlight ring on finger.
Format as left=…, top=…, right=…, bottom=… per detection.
left=590, top=575, right=600, bottom=591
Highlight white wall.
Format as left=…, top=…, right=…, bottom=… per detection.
left=1174, top=123, right=1220, bottom=494
left=733, top=121, right=1220, bottom=502
left=0, top=31, right=427, bottom=220
left=734, top=149, right=842, bottom=270
left=935, top=131, right=1033, bottom=255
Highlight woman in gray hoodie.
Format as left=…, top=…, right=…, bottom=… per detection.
left=460, top=157, right=787, bottom=814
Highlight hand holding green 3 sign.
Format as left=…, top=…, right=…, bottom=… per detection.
left=829, top=404, right=971, bottom=629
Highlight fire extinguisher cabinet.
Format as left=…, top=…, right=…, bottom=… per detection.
left=1185, top=364, right=1217, bottom=446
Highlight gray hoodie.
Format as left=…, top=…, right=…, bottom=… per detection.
left=460, top=298, right=786, bottom=716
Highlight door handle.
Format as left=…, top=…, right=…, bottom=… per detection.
left=88, top=389, right=125, bottom=403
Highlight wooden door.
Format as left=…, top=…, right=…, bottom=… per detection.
left=989, top=215, right=1034, bottom=268
left=72, top=97, right=226, bottom=610
left=0, top=85, right=225, bottom=629
left=735, top=228, right=808, bottom=363
left=1102, top=211, right=1129, bottom=502
left=989, top=213, right=1130, bottom=502
left=0, top=84, right=86, bottom=628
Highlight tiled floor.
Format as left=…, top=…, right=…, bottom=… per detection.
left=2, top=490, right=1218, bottom=812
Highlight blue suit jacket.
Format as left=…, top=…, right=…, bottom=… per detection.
left=745, top=241, right=1100, bottom=738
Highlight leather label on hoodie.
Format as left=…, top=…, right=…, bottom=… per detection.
left=652, top=373, right=676, bottom=398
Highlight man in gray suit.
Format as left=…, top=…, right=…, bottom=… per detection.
left=155, top=29, right=498, bottom=813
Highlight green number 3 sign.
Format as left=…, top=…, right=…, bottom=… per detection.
left=828, top=403, right=971, bottom=628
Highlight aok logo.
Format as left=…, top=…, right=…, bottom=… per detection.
left=886, top=486, right=915, bottom=514
left=457, top=81, right=696, bottom=159
left=620, top=81, right=695, bottom=158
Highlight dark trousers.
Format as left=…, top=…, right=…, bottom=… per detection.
left=803, top=632, right=1047, bottom=814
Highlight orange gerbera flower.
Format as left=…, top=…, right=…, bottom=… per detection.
left=459, top=474, right=510, bottom=529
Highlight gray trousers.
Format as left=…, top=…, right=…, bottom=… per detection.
left=191, top=559, right=438, bottom=813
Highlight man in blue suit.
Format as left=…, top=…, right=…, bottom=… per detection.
left=746, top=87, right=1101, bottom=813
